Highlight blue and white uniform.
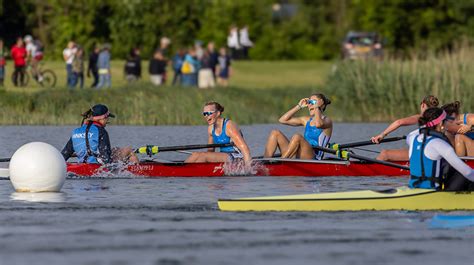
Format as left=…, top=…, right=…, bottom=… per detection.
left=304, top=117, right=331, bottom=160
left=407, top=129, right=474, bottom=189
left=212, top=118, right=242, bottom=160
left=61, top=122, right=112, bottom=164
left=462, top=113, right=474, bottom=140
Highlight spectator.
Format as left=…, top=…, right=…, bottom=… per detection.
left=227, top=25, right=240, bottom=60
left=159, top=37, right=171, bottom=58
left=181, top=48, right=200, bottom=87
left=198, top=50, right=215, bottom=89
left=239, top=26, right=253, bottom=59
left=207, top=42, right=219, bottom=80
left=124, top=47, right=141, bottom=83
left=194, top=40, right=204, bottom=60
left=171, top=48, right=185, bottom=86
left=87, top=45, right=100, bottom=88
left=72, top=46, right=85, bottom=89
left=96, top=44, right=111, bottom=89
left=0, top=39, right=5, bottom=87
left=63, top=41, right=77, bottom=87
left=217, top=47, right=231, bottom=87
left=148, top=50, right=167, bottom=86
left=11, top=37, right=27, bottom=87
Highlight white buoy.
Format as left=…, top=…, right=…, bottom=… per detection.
left=9, top=142, right=66, bottom=192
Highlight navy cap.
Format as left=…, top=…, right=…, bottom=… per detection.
left=91, top=104, right=115, bottom=118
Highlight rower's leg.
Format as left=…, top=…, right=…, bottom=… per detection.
left=282, top=133, right=306, bottom=159
left=112, top=147, right=139, bottom=164
left=195, top=152, right=229, bottom=163
left=264, top=130, right=289, bottom=158
left=185, top=152, right=202, bottom=163
left=455, top=134, right=474, bottom=156
left=376, top=148, right=409, bottom=161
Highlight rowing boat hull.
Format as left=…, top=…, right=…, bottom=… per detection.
left=218, top=187, right=474, bottom=211
left=67, top=159, right=474, bottom=177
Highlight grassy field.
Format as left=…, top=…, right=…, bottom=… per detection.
left=1, top=60, right=332, bottom=91
left=1, top=49, right=472, bottom=125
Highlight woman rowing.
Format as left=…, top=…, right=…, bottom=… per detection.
left=264, top=93, right=332, bottom=159
left=61, top=104, right=138, bottom=164
left=185, top=101, right=252, bottom=167
left=441, top=101, right=474, bottom=156
left=407, top=107, right=473, bottom=191
left=371, top=95, right=439, bottom=161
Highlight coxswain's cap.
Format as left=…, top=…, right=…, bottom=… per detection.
left=91, top=104, right=115, bottom=119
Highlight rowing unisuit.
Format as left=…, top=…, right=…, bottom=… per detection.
left=212, top=118, right=242, bottom=159
left=407, top=108, right=474, bottom=191
left=304, top=117, right=331, bottom=160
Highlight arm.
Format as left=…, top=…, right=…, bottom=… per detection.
left=98, top=129, right=112, bottom=164
left=226, top=121, right=251, bottom=164
left=278, top=98, right=309, bottom=126
left=61, top=138, right=74, bottom=161
left=372, top=114, right=420, bottom=143
left=458, top=114, right=474, bottom=134
left=207, top=126, right=215, bottom=152
left=432, top=141, right=474, bottom=181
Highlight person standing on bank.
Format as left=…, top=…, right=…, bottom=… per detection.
left=149, top=50, right=167, bottom=86
left=0, top=39, right=6, bottom=87
left=88, top=45, right=100, bottom=88
left=11, top=37, right=27, bottom=87
left=63, top=41, right=77, bottom=87
left=124, top=47, right=141, bottom=83
left=96, top=44, right=111, bottom=89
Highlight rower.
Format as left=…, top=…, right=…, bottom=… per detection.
left=264, top=93, right=332, bottom=159
left=407, top=107, right=474, bottom=191
left=372, top=95, right=439, bottom=161
left=441, top=101, right=474, bottom=156
left=61, top=104, right=138, bottom=164
left=185, top=101, right=251, bottom=166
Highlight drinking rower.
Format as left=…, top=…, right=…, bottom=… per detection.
left=264, top=93, right=332, bottom=159
left=407, top=107, right=474, bottom=191
left=61, top=104, right=138, bottom=164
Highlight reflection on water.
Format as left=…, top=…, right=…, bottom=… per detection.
left=10, top=192, right=66, bottom=203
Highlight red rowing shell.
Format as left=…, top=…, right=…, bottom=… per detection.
left=66, top=159, right=474, bottom=177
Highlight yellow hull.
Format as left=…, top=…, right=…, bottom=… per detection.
left=218, top=187, right=474, bottom=211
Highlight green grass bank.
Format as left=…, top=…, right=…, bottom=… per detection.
left=1, top=50, right=472, bottom=125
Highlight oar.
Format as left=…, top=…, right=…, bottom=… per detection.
left=135, top=143, right=234, bottom=156
left=313, top=145, right=409, bottom=170
left=332, top=136, right=406, bottom=150
left=0, top=158, right=11, bottom=163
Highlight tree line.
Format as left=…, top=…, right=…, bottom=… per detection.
left=1, top=0, right=473, bottom=60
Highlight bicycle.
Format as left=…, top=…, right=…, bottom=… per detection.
left=11, top=62, right=57, bottom=88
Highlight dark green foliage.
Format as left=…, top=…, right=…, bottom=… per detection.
left=2, top=0, right=474, bottom=59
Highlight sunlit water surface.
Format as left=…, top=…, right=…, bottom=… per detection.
left=0, top=124, right=472, bottom=265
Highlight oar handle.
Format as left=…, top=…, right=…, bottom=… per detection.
left=313, top=145, right=409, bottom=170
left=334, top=136, right=406, bottom=149
left=135, top=143, right=234, bottom=155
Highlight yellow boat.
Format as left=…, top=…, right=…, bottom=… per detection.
left=218, top=187, right=474, bottom=212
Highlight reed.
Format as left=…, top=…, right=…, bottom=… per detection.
left=0, top=85, right=314, bottom=125
left=325, top=47, right=474, bottom=121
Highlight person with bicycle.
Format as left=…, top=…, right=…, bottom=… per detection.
left=11, top=37, right=27, bottom=87
left=24, top=35, right=44, bottom=82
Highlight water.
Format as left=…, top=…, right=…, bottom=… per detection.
left=0, top=124, right=473, bottom=265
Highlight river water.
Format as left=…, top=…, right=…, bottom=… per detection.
left=0, top=124, right=472, bottom=265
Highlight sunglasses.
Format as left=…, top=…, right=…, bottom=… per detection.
left=202, top=111, right=215, bottom=117
left=307, top=99, right=318, bottom=105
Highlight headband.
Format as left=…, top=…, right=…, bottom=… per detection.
left=425, top=110, right=447, bottom=127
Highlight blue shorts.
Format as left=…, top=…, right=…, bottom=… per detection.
left=219, top=68, right=229, bottom=79
left=0, top=67, right=4, bottom=79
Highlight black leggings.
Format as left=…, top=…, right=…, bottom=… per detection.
left=444, top=167, right=474, bottom=191
left=13, top=66, right=26, bottom=86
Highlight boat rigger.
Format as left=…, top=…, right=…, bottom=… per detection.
left=217, top=187, right=474, bottom=211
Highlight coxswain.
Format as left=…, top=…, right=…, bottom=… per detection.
left=371, top=95, right=439, bottom=161
left=264, top=93, right=332, bottom=159
left=185, top=101, right=251, bottom=166
left=407, top=107, right=474, bottom=191
left=61, top=104, right=138, bottom=164
left=441, top=101, right=474, bottom=156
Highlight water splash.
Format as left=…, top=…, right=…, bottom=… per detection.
left=67, top=161, right=142, bottom=179
left=222, top=160, right=269, bottom=176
